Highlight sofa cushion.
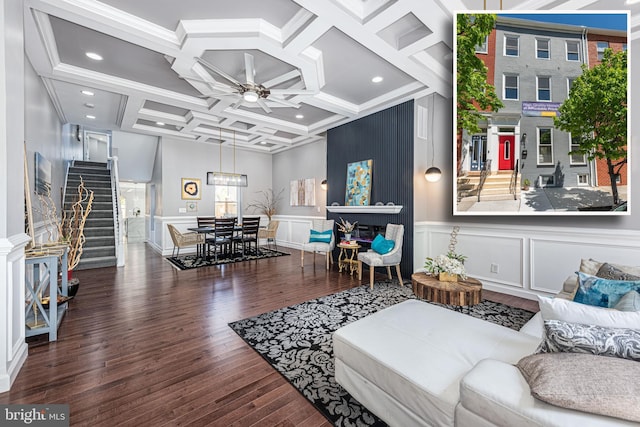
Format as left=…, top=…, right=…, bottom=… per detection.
left=538, top=295, right=640, bottom=329
left=537, top=319, right=640, bottom=361
left=614, top=291, right=640, bottom=312
left=596, top=263, right=640, bottom=281
left=332, top=300, right=539, bottom=427
left=517, top=353, right=640, bottom=423
left=460, top=358, right=638, bottom=427
left=574, top=272, right=640, bottom=308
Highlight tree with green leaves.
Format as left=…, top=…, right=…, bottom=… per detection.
left=555, top=49, right=627, bottom=205
left=456, top=13, right=503, bottom=135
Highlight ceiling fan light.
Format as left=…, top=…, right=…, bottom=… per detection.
left=243, top=90, right=259, bottom=103
left=425, top=166, right=442, bottom=183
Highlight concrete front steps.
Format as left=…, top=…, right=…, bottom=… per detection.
left=64, top=161, right=117, bottom=270
left=458, top=170, right=521, bottom=202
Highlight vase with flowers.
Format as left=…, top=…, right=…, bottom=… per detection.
left=337, top=217, right=357, bottom=242
left=424, top=226, right=467, bottom=282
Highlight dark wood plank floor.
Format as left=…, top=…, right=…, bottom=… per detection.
left=0, top=243, right=537, bottom=426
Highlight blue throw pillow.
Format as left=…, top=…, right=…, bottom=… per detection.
left=309, top=229, right=332, bottom=243
left=371, top=234, right=394, bottom=254
left=574, top=271, right=640, bottom=308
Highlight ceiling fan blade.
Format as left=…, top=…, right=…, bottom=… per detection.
left=256, top=98, right=272, bottom=114
left=244, top=53, right=256, bottom=85
left=179, top=76, right=237, bottom=94
left=261, top=70, right=301, bottom=88
left=195, top=57, right=242, bottom=87
left=267, top=97, right=299, bottom=108
left=269, top=89, right=316, bottom=96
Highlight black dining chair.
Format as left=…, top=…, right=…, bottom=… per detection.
left=210, top=217, right=236, bottom=261
left=233, top=217, right=261, bottom=257
left=196, top=216, right=217, bottom=257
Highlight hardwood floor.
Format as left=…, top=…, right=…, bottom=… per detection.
left=1, top=243, right=538, bottom=426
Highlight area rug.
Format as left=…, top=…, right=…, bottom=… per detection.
left=228, top=281, right=535, bottom=426
left=166, top=247, right=289, bottom=270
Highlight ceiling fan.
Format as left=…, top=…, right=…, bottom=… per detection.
left=190, top=53, right=315, bottom=114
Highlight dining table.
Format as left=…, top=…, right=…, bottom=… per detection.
left=188, top=225, right=242, bottom=259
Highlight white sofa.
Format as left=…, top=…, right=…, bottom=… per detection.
left=333, top=298, right=635, bottom=426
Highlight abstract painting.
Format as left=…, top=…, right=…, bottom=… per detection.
left=181, top=178, right=201, bottom=200
left=345, top=159, right=372, bottom=206
left=34, top=152, right=52, bottom=195
left=290, top=178, right=316, bottom=206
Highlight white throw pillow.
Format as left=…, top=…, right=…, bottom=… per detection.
left=538, top=296, right=640, bottom=330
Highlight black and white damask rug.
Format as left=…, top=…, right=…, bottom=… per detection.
left=228, top=281, right=535, bottom=426
left=166, top=248, right=289, bottom=270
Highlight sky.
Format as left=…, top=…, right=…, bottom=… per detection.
left=500, top=13, right=628, bottom=31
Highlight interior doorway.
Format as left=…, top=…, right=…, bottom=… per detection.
left=84, top=131, right=110, bottom=163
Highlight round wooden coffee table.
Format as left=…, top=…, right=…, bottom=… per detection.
left=411, top=273, right=482, bottom=308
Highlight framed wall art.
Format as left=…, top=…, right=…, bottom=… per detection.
left=345, top=159, right=372, bottom=206
left=181, top=178, right=201, bottom=200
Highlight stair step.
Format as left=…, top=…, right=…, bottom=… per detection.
left=81, top=245, right=116, bottom=257
left=75, top=255, right=117, bottom=270
left=84, top=236, right=116, bottom=247
left=83, top=226, right=116, bottom=237
left=82, top=218, right=115, bottom=228
left=73, top=161, right=108, bottom=168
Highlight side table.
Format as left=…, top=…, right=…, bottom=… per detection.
left=338, top=242, right=361, bottom=276
left=411, top=273, right=482, bottom=310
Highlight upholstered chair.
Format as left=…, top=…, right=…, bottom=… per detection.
left=358, top=223, right=404, bottom=289
left=301, top=219, right=335, bottom=270
left=167, top=224, right=205, bottom=257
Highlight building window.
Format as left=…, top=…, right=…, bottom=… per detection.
left=537, top=76, right=551, bottom=101
left=504, top=74, right=519, bottom=100
left=577, top=174, right=589, bottom=186
left=504, top=35, right=519, bottom=56
left=623, top=44, right=627, bottom=52
left=566, top=40, right=580, bottom=61
left=214, top=186, right=239, bottom=218
left=537, top=128, right=553, bottom=165
left=475, top=36, right=488, bottom=54
left=540, top=175, right=556, bottom=187
left=597, top=41, right=609, bottom=61
left=569, top=135, right=586, bottom=165
left=567, top=77, right=576, bottom=95
left=536, top=38, right=550, bottom=59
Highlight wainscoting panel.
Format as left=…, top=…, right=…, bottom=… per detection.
left=415, top=221, right=640, bottom=300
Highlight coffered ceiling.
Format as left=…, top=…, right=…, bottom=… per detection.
left=24, top=0, right=639, bottom=153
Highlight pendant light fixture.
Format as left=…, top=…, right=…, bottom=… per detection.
left=207, top=128, right=248, bottom=187
left=425, top=96, right=442, bottom=183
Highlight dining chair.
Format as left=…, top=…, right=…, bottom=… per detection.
left=301, top=219, right=335, bottom=270
left=258, top=220, right=280, bottom=251
left=357, top=223, right=404, bottom=289
left=210, top=217, right=236, bottom=261
left=167, top=224, right=204, bottom=257
left=233, top=217, right=261, bottom=256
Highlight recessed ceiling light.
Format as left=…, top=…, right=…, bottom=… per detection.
left=371, top=76, right=384, bottom=83
left=84, top=103, right=95, bottom=108
left=260, top=141, right=267, bottom=145
left=81, top=90, right=94, bottom=96
left=85, top=52, right=103, bottom=61
left=85, top=115, right=96, bottom=119
left=156, top=121, right=165, bottom=126
left=295, top=114, right=304, bottom=119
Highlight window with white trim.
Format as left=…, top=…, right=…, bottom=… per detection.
left=566, top=40, right=580, bottom=61
left=537, top=76, right=551, bottom=101
left=597, top=41, right=609, bottom=61
left=540, top=175, right=556, bottom=187
left=569, top=135, right=586, bottom=165
left=536, top=38, right=550, bottom=59
left=475, top=36, right=488, bottom=53
left=214, top=186, right=239, bottom=218
left=577, top=174, right=589, bottom=186
left=504, top=35, right=519, bottom=56
left=567, top=77, right=576, bottom=96
left=537, top=128, right=553, bottom=165
left=504, top=74, right=519, bottom=100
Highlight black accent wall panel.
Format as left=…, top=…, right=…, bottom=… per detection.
left=326, top=100, right=414, bottom=278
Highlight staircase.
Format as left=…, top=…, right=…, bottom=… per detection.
left=64, top=161, right=117, bottom=270
left=457, top=171, right=521, bottom=202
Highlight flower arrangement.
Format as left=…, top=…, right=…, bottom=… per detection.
left=424, top=226, right=467, bottom=279
left=337, top=217, right=358, bottom=233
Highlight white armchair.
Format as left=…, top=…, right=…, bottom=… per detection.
left=301, top=219, right=335, bottom=270
left=358, top=223, right=404, bottom=289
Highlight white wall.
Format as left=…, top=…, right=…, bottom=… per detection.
left=112, top=130, right=158, bottom=182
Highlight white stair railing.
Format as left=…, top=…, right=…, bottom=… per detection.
left=107, top=156, right=125, bottom=267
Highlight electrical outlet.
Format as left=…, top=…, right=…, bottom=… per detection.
left=490, top=263, right=499, bottom=274
left=178, top=207, right=187, bottom=213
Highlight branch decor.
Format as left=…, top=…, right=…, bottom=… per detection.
left=247, top=188, right=284, bottom=221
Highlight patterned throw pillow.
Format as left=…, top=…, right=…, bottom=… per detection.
left=596, top=263, right=640, bottom=281
left=574, top=271, right=640, bottom=308
left=537, top=319, right=640, bottom=361
left=614, top=291, right=640, bottom=312
left=309, top=229, right=332, bottom=243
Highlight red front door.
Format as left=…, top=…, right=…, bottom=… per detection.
left=498, top=135, right=515, bottom=170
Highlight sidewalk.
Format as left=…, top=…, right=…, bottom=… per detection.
left=458, top=186, right=626, bottom=213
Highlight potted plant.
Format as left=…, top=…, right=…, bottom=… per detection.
left=424, top=226, right=467, bottom=281
left=247, top=188, right=284, bottom=221
left=337, top=217, right=357, bottom=241
left=522, top=178, right=531, bottom=191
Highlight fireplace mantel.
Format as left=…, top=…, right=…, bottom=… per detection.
left=326, top=205, right=403, bottom=214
